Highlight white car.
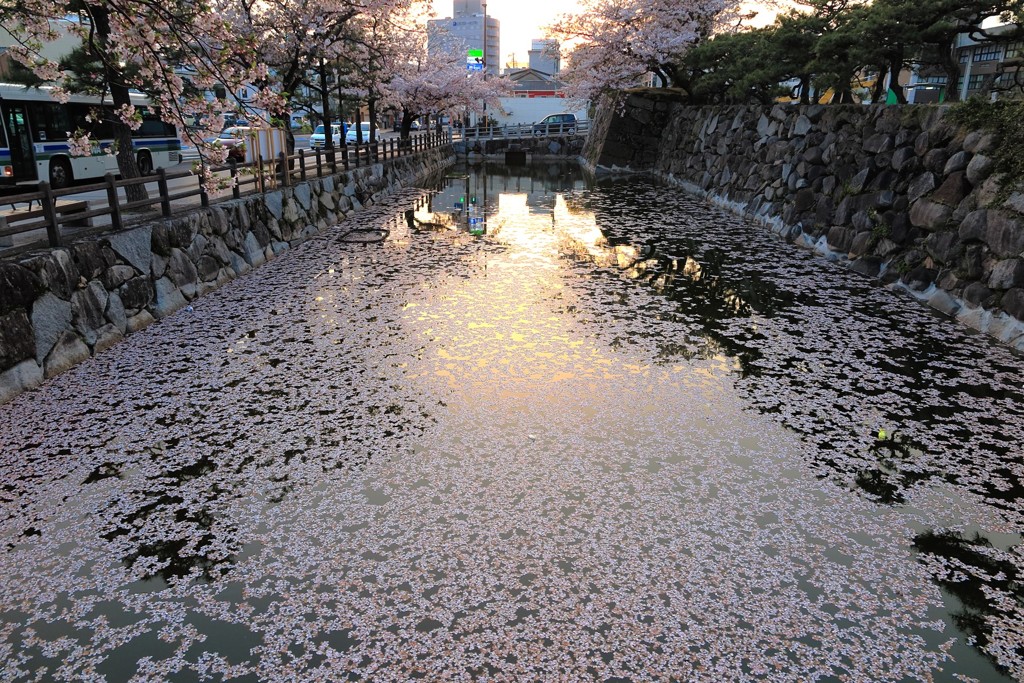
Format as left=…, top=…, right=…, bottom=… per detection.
left=310, top=123, right=343, bottom=148
left=346, top=122, right=372, bottom=144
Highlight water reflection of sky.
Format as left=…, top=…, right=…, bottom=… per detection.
left=0, top=162, right=1021, bottom=681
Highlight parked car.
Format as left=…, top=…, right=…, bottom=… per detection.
left=214, top=126, right=251, bottom=161
left=346, top=121, right=373, bottom=144
left=310, top=123, right=345, bottom=148
left=532, top=113, right=578, bottom=137
left=392, top=119, right=422, bottom=132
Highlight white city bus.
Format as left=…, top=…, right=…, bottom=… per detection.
left=0, top=83, right=180, bottom=191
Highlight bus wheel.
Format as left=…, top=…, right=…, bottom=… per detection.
left=137, top=152, right=153, bottom=176
left=49, top=158, right=73, bottom=189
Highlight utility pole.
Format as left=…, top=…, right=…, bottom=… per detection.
left=481, top=1, right=487, bottom=127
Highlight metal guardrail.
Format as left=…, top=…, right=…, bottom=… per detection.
left=455, top=120, right=590, bottom=141
left=0, top=131, right=451, bottom=256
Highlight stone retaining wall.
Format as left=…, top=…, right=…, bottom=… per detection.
left=0, top=147, right=454, bottom=404
left=454, top=136, right=586, bottom=159
left=583, top=92, right=1024, bottom=350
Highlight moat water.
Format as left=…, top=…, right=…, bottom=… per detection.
left=1, top=161, right=1022, bottom=681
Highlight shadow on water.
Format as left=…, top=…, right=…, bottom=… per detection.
left=913, top=529, right=1024, bottom=676
left=92, top=442, right=239, bottom=585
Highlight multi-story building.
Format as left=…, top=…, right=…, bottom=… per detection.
left=527, top=39, right=559, bottom=75
left=427, top=0, right=500, bottom=78
left=908, top=24, right=1024, bottom=103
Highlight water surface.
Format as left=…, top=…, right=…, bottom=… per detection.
left=1, top=161, right=1021, bottom=681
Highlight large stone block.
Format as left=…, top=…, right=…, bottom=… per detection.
left=167, top=248, right=199, bottom=290
left=827, top=225, right=855, bottom=253
left=72, top=241, right=107, bottom=280
left=989, top=259, right=1024, bottom=290
left=909, top=199, right=952, bottom=230
left=924, top=231, right=961, bottom=265
left=106, top=225, right=152, bottom=274
left=71, top=286, right=106, bottom=346
left=0, top=309, right=35, bottom=371
left=1003, top=288, right=1024, bottom=320
left=152, top=277, right=187, bottom=318
left=986, top=211, right=1024, bottom=258
left=31, top=292, right=72, bottom=362
left=105, top=292, right=127, bottom=333
left=0, top=262, right=43, bottom=315
left=931, top=172, right=970, bottom=207
left=0, top=359, right=43, bottom=405
left=943, top=151, right=971, bottom=175
left=863, top=133, right=893, bottom=154
left=966, top=154, right=994, bottom=186
left=20, top=250, right=79, bottom=300
left=43, top=329, right=90, bottom=379
left=119, top=276, right=153, bottom=311
left=102, top=264, right=136, bottom=290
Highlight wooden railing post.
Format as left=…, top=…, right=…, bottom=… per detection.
left=354, top=144, right=360, bottom=168
left=157, top=167, right=171, bottom=217
left=230, top=160, right=240, bottom=199
left=314, top=148, right=322, bottom=178
left=104, top=173, right=123, bottom=233
left=200, top=182, right=210, bottom=208
left=278, top=152, right=290, bottom=187
left=299, top=149, right=306, bottom=181
left=39, top=181, right=62, bottom=247
left=343, top=146, right=349, bottom=171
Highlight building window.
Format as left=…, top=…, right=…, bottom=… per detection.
left=959, top=50, right=969, bottom=63
left=966, top=73, right=986, bottom=90
left=973, top=44, right=1002, bottom=62
left=1006, top=41, right=1024, bottom=59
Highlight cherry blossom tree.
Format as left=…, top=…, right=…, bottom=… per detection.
left=548, top=0, right=743, bottom=102
left=373, top=22, right=512, bottom=139
left=2, top=0, right=270, bottom=192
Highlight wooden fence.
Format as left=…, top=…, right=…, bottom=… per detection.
left=0, top=131, right=452, bottom=255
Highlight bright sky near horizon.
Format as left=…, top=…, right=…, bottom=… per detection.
left=427, top=0, right=785, bottom=70
left=429, top=0, right=582, bottom=68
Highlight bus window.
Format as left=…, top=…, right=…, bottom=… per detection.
left=28, top=101, right=70, bottom=142
left=137, top=107, right=176, bottom=137
left=67, top=104, right=115, bottom=140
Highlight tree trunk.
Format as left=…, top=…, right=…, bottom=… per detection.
left=368, top=98, right=377, bottom=143
left=889, top=59, right=907, bottom=103
left=90, top=4, right=147, bottom=203
left=940, top=40, right=961, bottom=102
left=318, top=57, right=334, bottom=152
left=399, top=110, right=414, bottom=141
left=872, top=63, right=887, bottom=103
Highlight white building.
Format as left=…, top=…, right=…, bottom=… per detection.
left=427, top=0, right=500, bottom=78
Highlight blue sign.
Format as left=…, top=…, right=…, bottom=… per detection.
left=467, top=63, right=483, bottom=71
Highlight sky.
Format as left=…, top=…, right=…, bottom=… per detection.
left=429, top=0, right=582, bottom=68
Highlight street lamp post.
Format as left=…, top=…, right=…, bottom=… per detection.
left=481, top=1, right=487, bottom=129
